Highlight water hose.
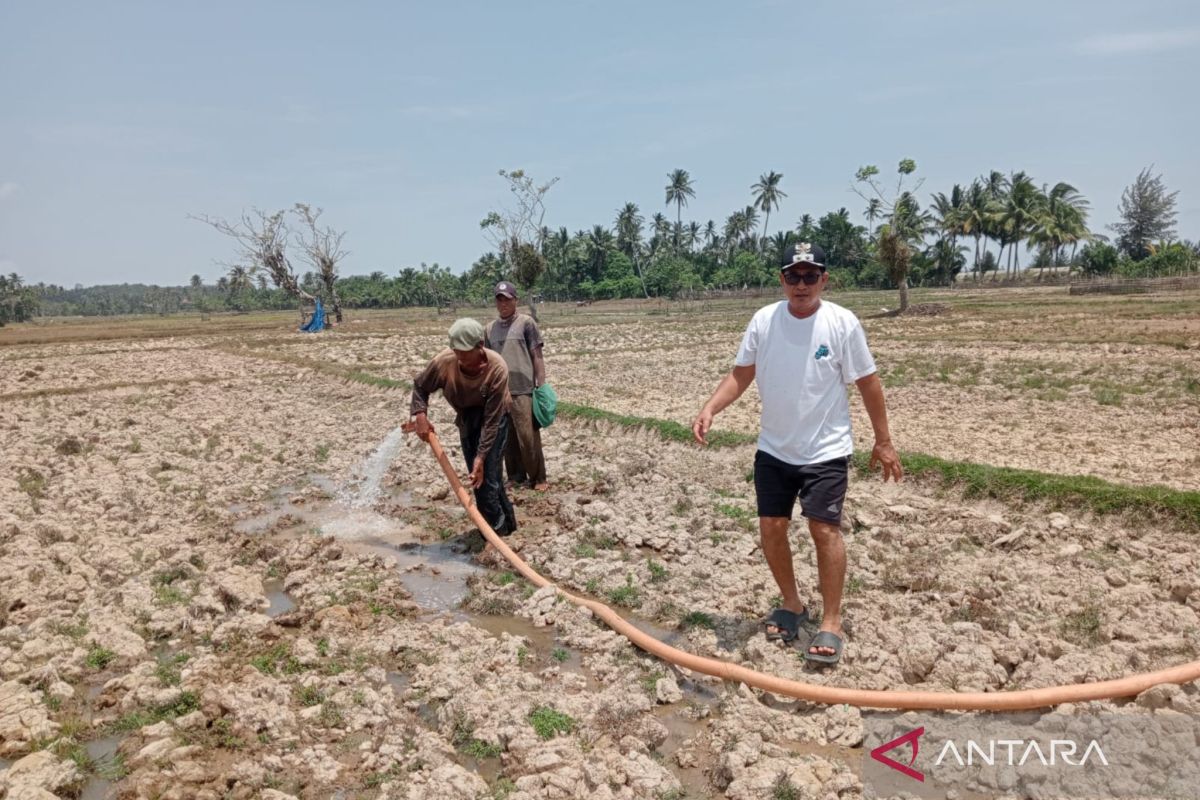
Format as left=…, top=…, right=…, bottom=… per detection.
left=415, top=429, right=1200, bottom=711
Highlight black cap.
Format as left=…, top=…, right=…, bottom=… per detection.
left=779, top=242, right=826, bottom=271
left=494, top=281, right=517, bottom=298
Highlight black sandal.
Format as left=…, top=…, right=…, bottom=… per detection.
left=764, top=608, right=810, bottom=643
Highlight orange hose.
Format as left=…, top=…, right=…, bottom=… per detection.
left=417, top=430, right=1200, bottom=711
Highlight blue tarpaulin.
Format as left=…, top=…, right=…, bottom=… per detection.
left=300, top=299, right=325, bottom=332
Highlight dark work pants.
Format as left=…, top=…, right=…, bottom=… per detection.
left=458, top=410, right=517, bottom=535
left=505, top=393, right=546, bottom=486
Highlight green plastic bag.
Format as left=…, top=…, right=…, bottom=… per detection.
left=532, top=383, right=558, bottom=428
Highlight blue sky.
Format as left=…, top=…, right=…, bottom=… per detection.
left=2, top=0, right=1197, bottom=286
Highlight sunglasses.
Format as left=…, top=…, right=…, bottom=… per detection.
left=782, top=269, right=823, bottom=286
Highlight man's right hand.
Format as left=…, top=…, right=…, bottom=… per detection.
left=692, top=409, right=714, bottom=446
left=413, top=413, right=434, bottom=442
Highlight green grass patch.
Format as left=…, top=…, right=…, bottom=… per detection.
left=461, top=738, right=502, bottom=759
left=551, top=647, right=570, bottom=663
left=557, top=401, right=755, bottom=448
left=528, top=706, right=575, bottom=740
left=346, top=370, right=409, bottom=390
left=17, top=467, right=46, bottom=502
left=296, top=685, right=325, bottom=706
left=1060, top=599, right=1105, bottom=647
left=85, top=646, right=116, bottom=670
left=607, top=575, right=641, bottom=608
left=155, top=653, right=189, bottom=686
left=50, top=617, right=89, bottom=641
left=110, top=690, right=199, bottom=733
left=854, top=451, right=1200, bottom=528
left=715, top=503, right=753, bottom=521
left=251, top=643, right=304, bottom=676
left=679, top=611, right=716, bottom=630
left=646, top=559, right=668, bottom=582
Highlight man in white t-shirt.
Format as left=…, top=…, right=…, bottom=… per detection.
left=692, top=242, right=902, bottom=665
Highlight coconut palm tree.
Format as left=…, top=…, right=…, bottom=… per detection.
left=960, top=182, right=990, bottom=276
left=586, top=225, right=614, bottom=280
left=1029, top=182, right=1092, bottom=270
left=767, top=230, right=796, bottom=268
left=741, top=206, right=760, bottom=248
left=226, top=265, right=255, bottom=296
left=863, top=199, right=882, bottom=240
left=998, top=172, right=1040, bottom=275
left=664, top=169, right=695, bottom=252
left=614, top=202, right=644, bottom=259
left=979, top=171, right=1009, bottom=270
left=795, top=213, right=817, bottom=242
left=751, top=171, right=787, bottom=251
left=929, top=184, right=965, bottom=259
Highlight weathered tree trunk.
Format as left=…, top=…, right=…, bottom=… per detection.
left=898, top=279, right=909, bottom=313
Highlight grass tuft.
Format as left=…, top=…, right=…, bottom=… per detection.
left=528, top=706, right=575, bottom=740
left=557, top=401, right=755, bottom=447
left=853, top=451, right=1200, bottom=528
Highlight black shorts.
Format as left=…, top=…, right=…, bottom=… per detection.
left=754, top=450, right=851, bottom=524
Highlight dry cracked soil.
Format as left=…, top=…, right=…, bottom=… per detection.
left=1, top=287, right=1198, bottom=800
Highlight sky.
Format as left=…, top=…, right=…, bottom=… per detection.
left=2, top=0, right=1198, bottom=287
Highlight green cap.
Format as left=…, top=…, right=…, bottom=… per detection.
left=448, top=318, right=485, bottom=350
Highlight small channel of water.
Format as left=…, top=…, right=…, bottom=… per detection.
left=233, top=427, right=859, bottom=796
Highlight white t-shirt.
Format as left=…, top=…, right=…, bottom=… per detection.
left=735, top=300, right=877, bottom=466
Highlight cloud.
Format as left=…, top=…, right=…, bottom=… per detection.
left=0, top=181, right=19, bottom=200
left=1075, top=29, right=1200, bottom=55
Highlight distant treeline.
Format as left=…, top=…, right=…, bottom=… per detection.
left=8, top=164, right=1196, bottom=319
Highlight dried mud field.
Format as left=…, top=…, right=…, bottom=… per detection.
left=2, top=288, right=1199, bottom=800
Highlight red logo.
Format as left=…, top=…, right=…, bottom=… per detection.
left=870, top=726, right=925, bottom=782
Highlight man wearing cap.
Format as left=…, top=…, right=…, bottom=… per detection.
left=485, top=281, right=548, bottom=491
left=410, top=318, right=518, bottom=536
left=691, top=243, right=902, bottom=665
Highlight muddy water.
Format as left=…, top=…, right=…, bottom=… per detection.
left=233, top=429, right=863, bottom=796
left=264, top=579, right=296, bottom=617
left=78, top=734, right=124, bottom=800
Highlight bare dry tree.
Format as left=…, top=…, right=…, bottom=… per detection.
left=192, top=208, right=315, bottom=323
left=292, top=203, right=348, bottom=323
left=480, top=168, right=558, bottom=292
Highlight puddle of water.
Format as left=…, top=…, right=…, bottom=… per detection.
left=264, top=579, right=296, bottom=617
left=350, top=538, right=482, bottom=612
left=80, top=779, right=115, bottom=800
left=626, top=615, right=684, bottom=648
left=85, top=735, right=122, bottom=762
left=78, top=735, right=124, bottom=800
left=386, top=671, right=410, bottom=694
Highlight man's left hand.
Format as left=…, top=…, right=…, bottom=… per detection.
left=468, top=456, right=485, bottom=489
left=870, top=440, right=903, bottom=482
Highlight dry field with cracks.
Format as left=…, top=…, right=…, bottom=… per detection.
left=1, top=286, right=1199, bottom=800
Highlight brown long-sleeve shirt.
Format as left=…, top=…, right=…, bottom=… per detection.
left=410, top=349, right=511, bottom=462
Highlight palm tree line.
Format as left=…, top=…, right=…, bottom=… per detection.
left=16, top=166, right=1193, bottom=318
left=508, top=166, right=1100, bottom=300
